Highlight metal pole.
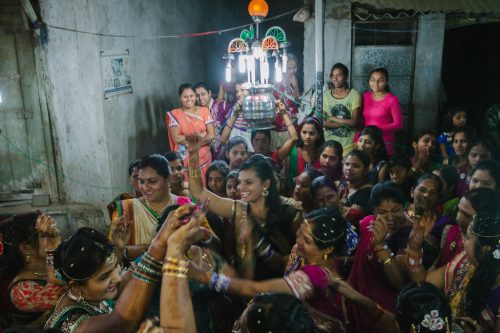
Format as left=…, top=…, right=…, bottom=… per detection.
left=315, top=0, right=324, bottom=125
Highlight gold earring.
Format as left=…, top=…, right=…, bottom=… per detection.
left=262, top=188, right=269, bottom=197
left=322, top=252, right=328, bottom=261
left=25, top=251, right=31, bottom=263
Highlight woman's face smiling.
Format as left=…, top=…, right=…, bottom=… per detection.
left=138, top=166, right=170, bottom=203
left=237, top=169, right=269, bottom=203
left=412, top=179, right=440, bottom=212
left=180, top=88, right=196, bottom=109
left=195, top=87, right=211, bottom=107
left=79, top=255, right=122, bottom=302
left=369, top=71, right=388, bottom=93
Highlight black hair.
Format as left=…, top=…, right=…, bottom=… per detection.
left=369, top=67, right=390, bottom=92
left=157, top=204, right=181, bottom=233
left=330, top=63, right=349, bottom=78
left=466, top=212, right=500, bottom=320
left=163, top=151, right=182, bottom=163
left=442, top=106, right=466, bottom=132
left=53, top=227, right=114, bottom=282
left=239, top=155, right=281, bottom=231
left=311, top=176, right=338, bottom=199
left=415, top=173, right=443, bottom=199
left=297, top=117, right=325, bottom=149
left=128, top=159, right=141, bottom=176
left=205, top=160, right=230, bottom=191
left=435, top=166, right=459, bottom=192
left=225, top=169, right=239, bottom=182
left=5, top=328, right=59, bottom=333
left=139, top=154, right=172, bottom=178
left=370, top=181, right=407, bottom=208
left=396, top=282, right=452, bottom=333
left=410, top=131, right=437, bottom=158
left=245, top=293, right=319, bottom=333
left=297, top=168, right=324, bottom=184
left=387, top=154, right=412, bottom=171
left=345, top=149, right=371, bottom=170
left=251, top=129, right=271, bottom=142
left=227, top=136, right=249, bottom=153
left=464, top=188, right=500, bottom=214
left=359, top=125, right=388, bottom=162
left=471, top=160, right=500, bottom=193
left=0, top=212, right=39, bottom=280
left=303, top=207, right=347, bottom=254
left=178, top=83, right=194, bottom=96
left=193, top=81, right=210, bottom=93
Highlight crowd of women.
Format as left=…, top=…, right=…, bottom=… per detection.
left=0, top=60, right=499, bottom=333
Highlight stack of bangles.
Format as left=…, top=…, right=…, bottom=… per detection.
left=46, top=248, right=55, bottom=267
left=132, top=252, right=163, bottom=284
left=209, top=272, right=231, bottom=293
left=254, top=237, right=275, bottom=262
left=162, top=257, right=189, bottom=278
left=189, top=168, right=202, bottom=180
left=406, top=248, right=423, bottom=272
left=374, top=244, right=394, bottom=265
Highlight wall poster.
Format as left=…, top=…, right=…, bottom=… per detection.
left=100, top=49, right=133, bottom=99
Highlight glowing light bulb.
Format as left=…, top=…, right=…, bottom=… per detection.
left=238, top=54, right=246, bottom=73
left=252, top=41, right=263, bottom=59
left=225, top=62, right=232, bottom=82
left=275, top=62, right=282, bottom=82
left=282, top=54, right=288, bottom=73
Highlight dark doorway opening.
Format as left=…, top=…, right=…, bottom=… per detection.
left=441, top=22, right=500, bottom=135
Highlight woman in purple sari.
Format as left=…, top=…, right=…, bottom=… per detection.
left=188, top=207, right=358, bottom=332
left=347, top=181, right=411, bottom=333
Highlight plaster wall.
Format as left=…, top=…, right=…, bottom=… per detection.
left=304, top=0, right=352, bottom=90
left=413, top=13, right=446, bottom=133
left=38, top=0, right=241, bottom=206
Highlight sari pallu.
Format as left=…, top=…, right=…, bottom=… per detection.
left=347, top=215, right=411, bottom=333
left=167, top=107, right=214, bottom=186
left=284, top=146, right=320, bottom=194
left=110, top=196, right=191, bottom=245
left=284, top=246, right=346, bottom=333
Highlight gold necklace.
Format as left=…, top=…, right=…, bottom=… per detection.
left=145, top=193, right=173, bottom=216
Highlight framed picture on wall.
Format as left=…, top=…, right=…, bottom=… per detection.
left=100, top=49, right=133, bottom=99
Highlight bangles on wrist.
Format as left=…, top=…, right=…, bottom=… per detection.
left=162, top=256, right=189, bottom=278
left=208, top=272, right=230, bottom=293
left=132, top=252, right=163, bottom=284
left=189, top=168, right=202, bottom=180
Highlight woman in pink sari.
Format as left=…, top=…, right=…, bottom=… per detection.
left=347, top=181, right=411, bottom=333
left=167, top=83, right=216, bottom=185
left=188, top=207, right=358, bottom=332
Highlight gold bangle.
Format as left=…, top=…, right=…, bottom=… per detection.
left=189, top=168, right=202, bottom=179
left=382, top=257, right=393, bottom=265
left=163, top=271, right=188, bottom=278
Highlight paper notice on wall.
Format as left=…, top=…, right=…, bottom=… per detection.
left=100, top=49, right=133, bottom=99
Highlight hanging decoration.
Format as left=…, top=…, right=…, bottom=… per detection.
left=224, top=0, right=291, bottom=129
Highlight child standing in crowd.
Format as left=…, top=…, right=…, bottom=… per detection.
left=437, top=107, right=467, bottom=165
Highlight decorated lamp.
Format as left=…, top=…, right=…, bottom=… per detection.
left=224, top=0, right=290, bottom=129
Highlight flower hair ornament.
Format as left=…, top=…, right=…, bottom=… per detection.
left=419, top=310, right=446, bottom=331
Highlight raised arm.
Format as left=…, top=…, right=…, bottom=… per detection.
left=276, top=100, right=299, bottom=161
left=220, top=104, right=240, bottom=145
left=187, top=134, right=234, bottom=219
left=75, top=207, right=195, bottom=333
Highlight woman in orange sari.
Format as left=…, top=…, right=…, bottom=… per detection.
left=167, top=83, right=216, bottom=185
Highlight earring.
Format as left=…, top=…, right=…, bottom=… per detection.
left=25, top=251, right=31, bottom=263
left=262, top=188, right=269, bottom=197
left=68, top=289, right=84, bottom=303
left=322, top=252, right=328, bottom=261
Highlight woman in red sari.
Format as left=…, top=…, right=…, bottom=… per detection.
left=347, top=181, right=411, bottom=333
left=167, top=83, right=216, bottom=185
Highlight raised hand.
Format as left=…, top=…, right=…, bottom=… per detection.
left=372, top=216, right=389, bottom=248
left=36, top=214, right=61, bottom=249
left=110, top=216, right=132, bottom=250
left=166, top=206, right=211, bottom=257
left=186, top=134, right=201, bottom=157
left=406, top=212, right=426, bottom=252
left=154, top=204, right=196, bottom=249
left=275, top=99, right=287, bottom=116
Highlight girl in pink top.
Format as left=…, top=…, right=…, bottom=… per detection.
left=362, top=67, right=403, bottom=155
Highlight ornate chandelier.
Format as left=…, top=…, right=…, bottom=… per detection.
left=224, top=0, right=290, bottom=84
left=224, top=0, right=291, bottom=129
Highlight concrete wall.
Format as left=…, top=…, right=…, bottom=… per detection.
left=38, top=0, right=246, bottom=207
left=413, top=13, right=446, bottom=133
left=304, top=0, right=352, bottom=90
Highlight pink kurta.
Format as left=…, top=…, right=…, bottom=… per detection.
left=362, top=92, right=403, bottom=155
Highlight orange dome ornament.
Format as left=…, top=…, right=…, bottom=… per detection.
left=248, top=0, right=269, bottom=23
